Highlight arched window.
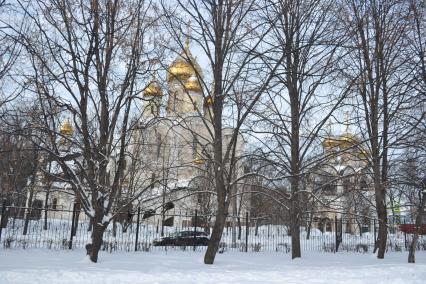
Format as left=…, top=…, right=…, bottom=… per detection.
left=52, top=198, right=58, bottom=210
left=360, top=179, right=368, bottom=191
left=150, top=173, right=156, bottom=189
left=326, top=222, right=332, bottom=232
left=156, top=133, right=162, bottom=159
left=318, top=221, right=324, bottom=233
left=192, top=135, right=198, bottom=159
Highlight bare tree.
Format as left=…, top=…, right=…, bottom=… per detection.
left=161, top=0, right=284, bottom=264
left=338, top=0, right=420, bottom=259
left=250, top=0, right=348, bottom=259
left=11, top=0, right=163, bottom=262
left=393, top=150, right=426, bottom=263
left=403, top=0, right=426, bottom=264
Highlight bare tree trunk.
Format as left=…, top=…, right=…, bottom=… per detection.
left=43, top=187, right=49, bottom=230
left=408, top=232, right=419, bottom=263
left=112, top=219, right=117, bottom=238
left=23, top=153, right=38, bottom=235
left=204, top=200, right=227, bottom=264
left=237, top=217, right=242, bottom=240
left=22, top=188, right=34, bottom=235
left=72, top=202, right=80, bottom=236
left=357, top=221, right=362, bottom=237
left=231, top=186, right=237, bottom=247
left=87, top=218, right=93, bottom=232
left=373, top=165, right=388, bottom=258
left=306, top=213, right=313, bottom=240
left=89, top=217, right=106, bottom=263
left=376, top=205, right=388, bottom=258
left=408, top=191, right=426, bottom=263
left=290, top=81, right=301, bottom=259
left=290, top=198, right=301, bottom=258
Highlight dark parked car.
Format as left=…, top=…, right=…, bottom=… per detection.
left=153, top=231, right=210, bottom=246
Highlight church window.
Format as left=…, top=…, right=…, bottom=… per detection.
left=326, top=222, right=332, bottom=232
left=52, top=198, right=58, bottom=210
left=156, top=133, right=162, bottom=159
left=119, top=159, right=127, bottom=179
left=192, top=135, right=198, bottom=159
left=150, top=173, right=156, bottom=189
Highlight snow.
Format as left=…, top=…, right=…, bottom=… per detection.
left=0, top=249, right=425, bottom=283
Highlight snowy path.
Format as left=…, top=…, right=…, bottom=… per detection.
left=0, top=250, right=425, bottom=284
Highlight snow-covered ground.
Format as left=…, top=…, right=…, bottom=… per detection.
left=0, top=250, right=425, bottom=284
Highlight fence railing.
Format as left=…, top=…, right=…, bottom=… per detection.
left=1, top=205, right=425, bottom=253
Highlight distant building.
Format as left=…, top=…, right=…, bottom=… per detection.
left=310, top=121, right=374, bottom=234
left=116, top=38, right=249, bottom=230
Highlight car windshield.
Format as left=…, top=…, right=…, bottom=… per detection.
left=162, top=231, right=208, bottom=238
left=179, top=231, right=190, bottom=237
left=163, top=232, right=178, bottom=238
left=178, top=231, right=208, bottom=237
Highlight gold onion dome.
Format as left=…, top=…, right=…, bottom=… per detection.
left=144, top=80, right=163, bottom=97
left=167, top=38, right=203, bottom=83
left=184, top=75, right=202, bottom=93
left=323, top=137, right=340, bottom=148
left=323, top=133, right=360, bottom=149
left=340, top=133, right=359, bottom=143
left=204, top=95, right=213, bottom=107
left=60, top=120, right=74, bottom=136
left=193, top=153, right=205, bottom=165
left=193, top=158, right=205, bottom=165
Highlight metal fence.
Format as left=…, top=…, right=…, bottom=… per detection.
left=1, top=204, right=425, bottom=254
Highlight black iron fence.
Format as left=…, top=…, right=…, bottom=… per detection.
left=1, top=204, right=425, bottom=253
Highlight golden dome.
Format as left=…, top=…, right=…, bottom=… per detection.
left=323, top=133, right=360, bottom=149
left=339, top=133, right=359, bottom=148
left=60, top=120, right=73, bottom=136
left=193, top=158, right=205, bottom=165
left=184, top=76, right=202, bottom=93
left=340, top=133, right=357, bottom=140
left=357, top=149, right=369, bottom=159
left=323, top=137, right=340, bottom=148
left=204, top=95, right=213, bottom=107
left=167, top=39, right=203, bottom=83
left=144, top=80, right=163, bottom=97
